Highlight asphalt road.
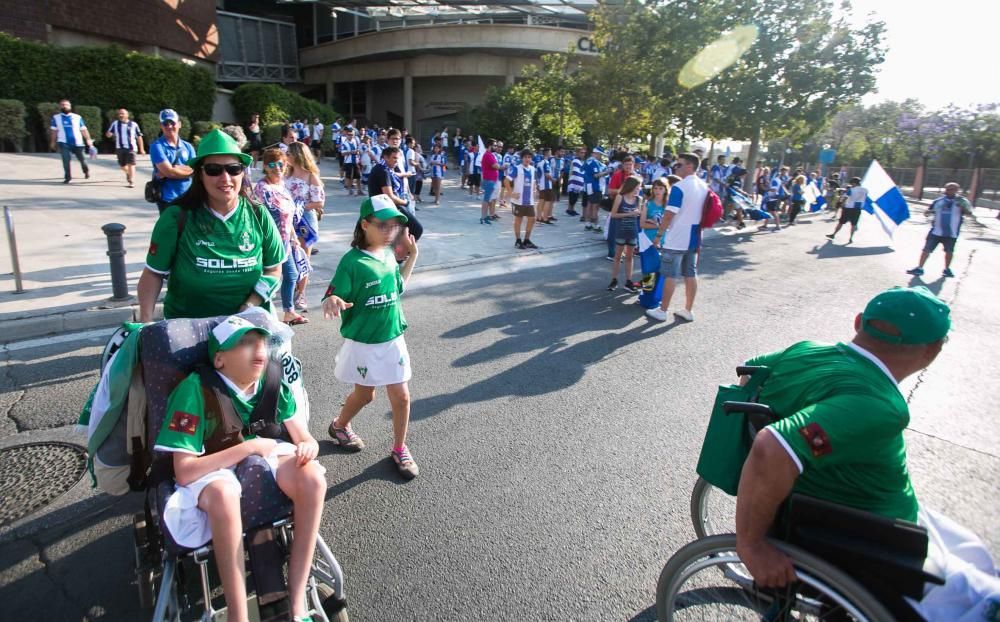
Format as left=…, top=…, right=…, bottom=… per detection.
left=1, top=208, right=998, bottom=621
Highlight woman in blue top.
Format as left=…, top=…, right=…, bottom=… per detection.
left=789, top=174, right=806, bottom=224
left=640, top=177, right=670, bottom=241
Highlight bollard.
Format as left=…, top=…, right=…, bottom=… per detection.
left=101, top=223, right=130, bottom=301
left=4, top=206, right=25, bottom=294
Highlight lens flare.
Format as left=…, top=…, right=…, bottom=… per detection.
left=678, top=24, right=759, bottom=89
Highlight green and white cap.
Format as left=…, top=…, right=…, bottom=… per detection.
left=208, top=315, right=271, bottom=358
left=861, top=286, right=951, bottom=345
left=359, top=194, right=408, bottom=223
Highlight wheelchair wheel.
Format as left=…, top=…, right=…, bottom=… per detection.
left=689, top=477, right=737, bottom=540
left=132, top=513, right=155, bottom=609
left=656, top=534, right=893, bottom=621
left=315, top=583, right=349, bottom=622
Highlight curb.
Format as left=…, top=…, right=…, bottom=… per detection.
left=0, top=239, right=612, bottom=344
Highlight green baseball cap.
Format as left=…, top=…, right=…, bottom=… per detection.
left=861, top=286, right=951, bottom=345
left=208, top=315, right=271, bottom=358
left=359, top=194, right=408, bottom=224
left=188, top=128, right=252, bottom=168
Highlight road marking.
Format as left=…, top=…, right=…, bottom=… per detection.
left=3, top=328, right=110, bottom=352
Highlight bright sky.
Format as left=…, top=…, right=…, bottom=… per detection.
left=849, top=0, right=999, bottom=109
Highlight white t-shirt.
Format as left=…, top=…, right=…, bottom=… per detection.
left=311, top=123, right=324, bottom=141
left=662, top=174, right=708, bottom=251
left=846, top=185, right=869, bottom=209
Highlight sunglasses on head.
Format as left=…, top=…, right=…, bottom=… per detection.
left=266, top=161, right=285, bottom=169
left=202, top=163, right=244, bottom=177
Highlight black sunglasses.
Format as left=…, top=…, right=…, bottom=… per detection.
left=161, top=120, right=177, bottom=127
left=202, top=163, right=244, bottom=177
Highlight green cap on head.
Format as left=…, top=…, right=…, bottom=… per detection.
left=359, top=194, right=408, bottom=224
left=208, top=315, right=271, bottom=359
left=861, top=286, right=951, bottom=345
left=188, top=128, right=252, bottom=168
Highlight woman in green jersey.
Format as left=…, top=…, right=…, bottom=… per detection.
left=321, top=195, right=420, bottom=479
left=137, top=129, right=285, bottom=321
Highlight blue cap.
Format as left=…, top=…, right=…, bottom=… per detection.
left=593, top=147, right=606, bottom=156
left=159, top=109, right=179, bottom=124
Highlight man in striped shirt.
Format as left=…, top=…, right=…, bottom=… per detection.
left=535, top=148, right=556, bottom=225
left=566, top=147, right=585, bottom=218
left=105, top=108, right=145, bottom=188
left=49, top=98, right=94, bottom=184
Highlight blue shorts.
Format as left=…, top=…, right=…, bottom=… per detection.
left=660, top=249, right=698, bottom=279
left=481, top=181, right=497, bottom=201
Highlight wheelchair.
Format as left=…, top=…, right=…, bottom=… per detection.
left=104, top=316, right=349, bottom=621
left=657, top=366, right=943, bottom=621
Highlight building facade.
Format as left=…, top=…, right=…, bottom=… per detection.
left=1, top=1, right=607, bottom=135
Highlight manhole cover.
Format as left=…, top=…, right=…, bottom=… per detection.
left=0, top=442, right=87, bottom=527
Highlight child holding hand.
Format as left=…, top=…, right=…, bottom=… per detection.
left=323, top=195, right=420, bottom=479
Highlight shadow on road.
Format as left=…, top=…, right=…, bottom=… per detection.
left=806, top=240, right=894, bottom=259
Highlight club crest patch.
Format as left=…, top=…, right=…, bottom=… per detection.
left=357, top=366, right=368, bottom=379
left=168, top=411, right=199, bottom=435
left=399, top=356, right=405, bottom=366
left=148, top=242, right=158, bottom=256
left=798, top=422, right=832, bottom=457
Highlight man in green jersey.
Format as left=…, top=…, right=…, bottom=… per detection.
left=138, top=129, right=286, bottom=321
left=735, top=287, right=999, bottom=620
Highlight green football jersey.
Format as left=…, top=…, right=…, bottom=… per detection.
left=748, top=341, right=918, bottom=522
left=153, top=368, right=297, bottom=456
left=323, top=247, right=407, bottom=344
left=146, top=198, right=286, bottom=319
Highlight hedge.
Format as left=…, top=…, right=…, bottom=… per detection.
left=231, top=84, right=342, bottom=128
left=0, top=32, right=215, bottom=121
left=0, top=99, right=27, bottom=149
left=137, top=113, right=162, bottom=145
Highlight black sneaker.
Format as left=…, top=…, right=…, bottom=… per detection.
left=515, top=239, right=524, bottom=249
left=523, top=239, right=539, bottom=249
left=63, top=178, right=71, bottom=184
left=607, top=278, right=618, bottom=291
left=84, top=169, right=90, bottom=179
left=624, top=280, right=639, bottom=293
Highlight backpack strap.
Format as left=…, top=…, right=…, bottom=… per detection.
left=246, top=360, right=284, bottom=439
left=197, top=365, right=247, bottom=454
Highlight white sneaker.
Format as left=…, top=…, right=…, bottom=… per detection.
left=646, top=307, right=669, bottom=322
left=674, top=309, right=695, bottom=322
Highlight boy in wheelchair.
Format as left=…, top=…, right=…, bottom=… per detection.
left=153, top=315, right=325, bottom=622
left=733, top=287, right=999, bottom=620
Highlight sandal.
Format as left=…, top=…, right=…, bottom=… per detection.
left=284, top=314, right=310, bottom=326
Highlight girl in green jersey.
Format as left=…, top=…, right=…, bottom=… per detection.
left=322, top=195, right=420, bottom=479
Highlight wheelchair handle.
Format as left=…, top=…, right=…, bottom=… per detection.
left=722, top=401, right=778, bottom=421
left=736, top=365, right=767, bottom=377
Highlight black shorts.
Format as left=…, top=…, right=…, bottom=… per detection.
left=839, top=207, right=861, bottom=226
left=344, top=163, right=358, bottom=179
left=468, top=173, right=482, bottom=187
left=115, top=148, right=136, bottom=166
left=924, top=232, right=957, bottom=254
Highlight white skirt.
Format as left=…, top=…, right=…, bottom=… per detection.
left=334, top=335, right=412, bottom=387
left=161, top=442, right=325, bottom=549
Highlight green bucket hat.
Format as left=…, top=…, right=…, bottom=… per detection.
left=861, top=286, right=951, bottom=345
left=188, top=128, right=252, bottom=168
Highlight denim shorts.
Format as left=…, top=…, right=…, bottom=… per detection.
left=660, top=249, right=698, bottom=279
left=481, top=180, right=497, bottom=201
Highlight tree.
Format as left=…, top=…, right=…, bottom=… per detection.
left=517, top=54, right=586, bottom=147
left=468, top=85, right=536, bottom=147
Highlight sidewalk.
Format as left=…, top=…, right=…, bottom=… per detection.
left=0, top=153, right=607, bottom=341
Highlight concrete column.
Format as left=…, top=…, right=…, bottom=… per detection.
left=326, top=80, right=335, bottom=106
left=403, top=73, right=413, bottom=132
left=910, top=162, right=925, bottom=199
left=505, top=58, right=516, bottom=86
